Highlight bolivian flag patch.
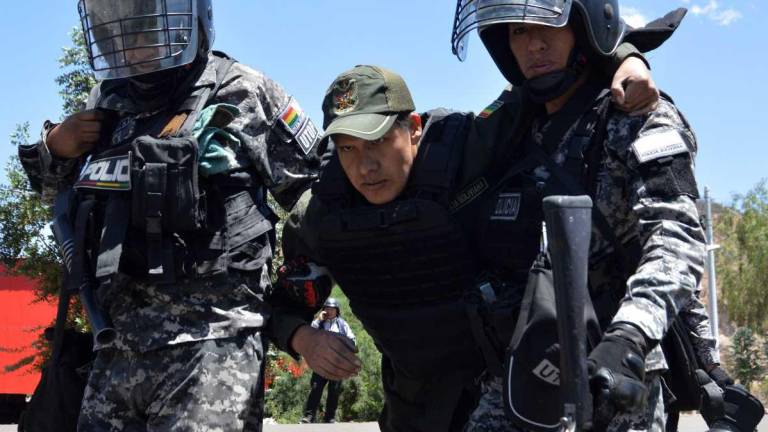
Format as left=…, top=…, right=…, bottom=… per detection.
left=279, top=98, right=306, bottom=135
left=279, top=97, right=318, bottom=155
left=479, top=100, right=504, bottom=118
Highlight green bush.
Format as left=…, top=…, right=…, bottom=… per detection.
left=264, top=287, right=384, bottom=423
left=729, top=327, right=764, bottom=390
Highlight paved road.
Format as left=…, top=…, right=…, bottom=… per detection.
left=2, top=416, right=766, bottom=431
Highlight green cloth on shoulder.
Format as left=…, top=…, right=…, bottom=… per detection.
left=192, top=103, right=242, bottom=176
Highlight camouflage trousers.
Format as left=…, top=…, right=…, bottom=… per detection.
left=78, top=330, right=266, bottom=432
left=464, top=373, right=665, bottom=432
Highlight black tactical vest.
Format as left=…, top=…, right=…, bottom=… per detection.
left=468, top=87, right=643, bottom=327
left=313, top=110, right=483, bottom=378
left=72, top=53, right=275, bottom=285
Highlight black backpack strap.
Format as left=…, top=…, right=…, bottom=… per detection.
left=531, top=91, right=638, bottom=275
left=178, top=54, right=238, bottom=134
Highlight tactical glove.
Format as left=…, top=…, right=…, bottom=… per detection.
left=276, top=256, right=333, bottom=308
left=697, top=370, right=765, bottom=432
left=588, top=323, right=651, bottom=431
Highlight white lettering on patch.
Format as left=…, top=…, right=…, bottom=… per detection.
left=532, top=359, right=561, bottom=386
left=631, top=129, right=688, bottom=164
left=75, top=153, right=132, bottom=191
left=296, top=119, right=319, bottom=156
left=490, top=193, right=522, bottom=221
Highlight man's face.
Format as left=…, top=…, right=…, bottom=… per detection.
left=323, top=307, right=338, bottom=319
left=507, top=23, right=575, bottom=80
left=123, top=32, right=166, bottom=72
left=334, top=115, right=422, bottom=205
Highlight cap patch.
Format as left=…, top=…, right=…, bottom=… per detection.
left=631, top=129, right=688, bottom=164
left=479, top=100, right=504, bottom=118
left=333, top=79, right=359, bottom=115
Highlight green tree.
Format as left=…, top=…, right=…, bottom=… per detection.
left=1, top=27, right=94, bottom=287
left=717, top=179, right=768, bottom=331
left=0, top=28, right=95, bottom=371
left=56, top=28, right=97, bottom=116
left=0, top=125, right=60, bottom=299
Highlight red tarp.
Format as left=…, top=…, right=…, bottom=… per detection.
left=0, top=270, right=56, bottom=395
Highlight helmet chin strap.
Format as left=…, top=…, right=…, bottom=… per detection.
left=523, top=48, right=588, bottom=104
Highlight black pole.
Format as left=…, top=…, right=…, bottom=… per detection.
left=543, top=195, right=593, bottom=431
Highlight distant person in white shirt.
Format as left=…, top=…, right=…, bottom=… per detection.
left=301, top=298, right=356, bottom=424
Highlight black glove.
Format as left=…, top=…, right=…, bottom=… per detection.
left=698, top=376, right=766, bottom=432
left=276, top=256, right=333, bottom=308
left=708, top=366, right=735, bottom=389
left=588, top=323, right=651, bottom=431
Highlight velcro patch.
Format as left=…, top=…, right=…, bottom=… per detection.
left=479, top=100, right=504, bottom=119
left=75, top=153, right=131, bottom=191
left=631, top=129, right=688, bottom=164
left=296, top=119, right=319, bottom=156
left=490, top=192, right=522, bottom=221
left=449, top=178, right=489, bottom=212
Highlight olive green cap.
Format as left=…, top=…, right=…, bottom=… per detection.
left=321, top=65, right=415, bottom=141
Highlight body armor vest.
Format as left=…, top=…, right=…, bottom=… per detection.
left=73, top=53, right=275, bottom=284
left=469, top=88, right=642, bottom=327
left=313, top=110, right=483, bottom=378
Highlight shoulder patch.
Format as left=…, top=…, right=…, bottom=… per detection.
left=631, top=129, right=689, bottom=164
left=279, top=97, right=307, bottom=135
left=278, top=97, right=319, bottom=155
left=479, top=100, right=504, bottom=119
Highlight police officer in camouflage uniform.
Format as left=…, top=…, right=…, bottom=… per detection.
left=269, top=55, right=660, bottom=431
left=17, top=1, right=323, bottom=430
left=449, top=0, right=707, bottom=431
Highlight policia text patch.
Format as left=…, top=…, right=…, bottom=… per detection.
left=75, top=154, right=132, bottom=191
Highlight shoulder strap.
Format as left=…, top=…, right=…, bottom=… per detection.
left=409, top=110, right=472, bottom=202
left=160, top=55, right=238, bottom=137
left=448, top=109, right=536, bottom=214
left=312, top=155, right=352, bottom=208
left=530, top=93, right=636, bottom=274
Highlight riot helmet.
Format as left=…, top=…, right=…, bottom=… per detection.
left=451, top=0, right=626, bottom=86
left=78, top=0, right=214, bottom=81
left=323, top=298, right=341, bottom=316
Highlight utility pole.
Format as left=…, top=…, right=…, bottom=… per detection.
left=704, top=186, right=720, bottom=346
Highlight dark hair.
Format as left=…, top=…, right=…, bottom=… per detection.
left=394, top=111, right=413, bottom=130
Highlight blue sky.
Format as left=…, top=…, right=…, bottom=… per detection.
left=1, top=1, right=764, bottom=203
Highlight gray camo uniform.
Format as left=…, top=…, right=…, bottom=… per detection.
left=463, top=82, right=707, bottom=431
left=683, top=289, right=720, bottom=368
left=18, top=52, right=323, bottom=431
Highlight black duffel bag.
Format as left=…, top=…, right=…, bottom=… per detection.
left=18, top=286, right=94, bottom=432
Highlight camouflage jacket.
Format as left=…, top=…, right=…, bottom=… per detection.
left=18, top=52, right=324, bottom=352
left=470, top=81, right=710, bottom=371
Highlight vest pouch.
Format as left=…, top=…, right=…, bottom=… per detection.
left=130, top=135, right=202, bottom=233
left=503, top=258, right=601, bottom=432
left=479, top=184, right=543, bottom=271
left=223, top=190, right=273, bottom=272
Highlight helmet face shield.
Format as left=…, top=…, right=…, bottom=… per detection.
left=452, top=0, right=573, bottom=60
left=79, top=0, right=199, bottom=80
